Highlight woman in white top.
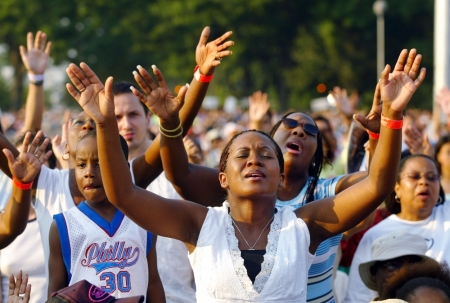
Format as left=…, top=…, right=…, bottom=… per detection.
left=344, top=153, right=450, bottom=303
left=66, top=48, right=425, bottom=302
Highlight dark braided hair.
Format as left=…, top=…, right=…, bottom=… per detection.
left=269, top=112, right=324, bottom=204
left=386, top=154, right=443, bottom=214
left=219, top=129, right=284, bottom=174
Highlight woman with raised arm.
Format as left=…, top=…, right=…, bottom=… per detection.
left=132, top=50, right=422, bottom=302
left=66, top=48, right=424, bottom=301
left=0, top=28, right=232, bottom=284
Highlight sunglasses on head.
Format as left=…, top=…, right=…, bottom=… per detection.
left=282, top=118, right=319, bottom=136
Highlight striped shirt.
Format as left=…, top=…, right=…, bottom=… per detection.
left=276, top=176, right=343, bottom=303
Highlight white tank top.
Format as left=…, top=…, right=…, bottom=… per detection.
left=189, top=202, right=314, bottom=302
left=54, top=202, right=151, bottom=299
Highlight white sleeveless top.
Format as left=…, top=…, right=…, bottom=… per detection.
left=54, top=202, right=151, bottom=299
left=189, top=202, right=314, bottom=302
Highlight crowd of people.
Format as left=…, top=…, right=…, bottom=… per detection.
left=0, top=27, right=449, bottom=303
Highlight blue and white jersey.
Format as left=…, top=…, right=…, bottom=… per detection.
left=276, top=176, right=343, bottom=303
left=54, top=202, right=152, bottom=299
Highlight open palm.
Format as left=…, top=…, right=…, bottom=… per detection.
left=65, top=63, right=114, bottom=124
left=380, top=49, right=426, bottom=113
left=131, top=66, right=186, bottom=122
left=3, top=131, right=51, bottom=183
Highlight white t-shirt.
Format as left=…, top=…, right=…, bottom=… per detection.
left=34, top=166, right=74, bottom=278
left=189, top=202, right=314, bottom=302
left=344, top=202, right=450, bottom=303
left=0, top=219, right=46, bottom=303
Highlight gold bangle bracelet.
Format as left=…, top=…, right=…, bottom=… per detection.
left=159, top=119, right=182, bottom=133
left=159, top=126, right=183, bottom=138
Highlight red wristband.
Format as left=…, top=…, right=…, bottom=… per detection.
left=381, top=114, right=404, bottom=129
left=12, top=177, right=33, bottom=190
left=367, top=130, right=380, bottom=140
left=194, top=65, right=213, bottom=83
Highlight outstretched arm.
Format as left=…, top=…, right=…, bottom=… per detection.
left=131, top=27, right=233, bottom=189
left=66, top=63, right=207, bottom=246
left=0, top=131, right=51, bottom=249
left=20, top=31, right=51, bottom=133
left=298, top=49, right=426, bottom=253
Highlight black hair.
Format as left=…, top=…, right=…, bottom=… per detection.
left=386, top=154, right=444, bottom=214
left=14, top=132, right=57, bottom=169
left=79, top=130, right=129, bottom=161
left=219, top=129, right=284, bottom=174
left=435, top=134, right=450, bottom=174
left=112, top=81, right=149, bottom=116
left=312, top=114, right=335, bottom=164
left=382, top=261, right=450, bottom=301
left=269, top=111, right=324, bottom=204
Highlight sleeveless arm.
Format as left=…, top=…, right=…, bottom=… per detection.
left=48, top=220, right=69, bottom=297
left=146, top=235, right=165, bottom=303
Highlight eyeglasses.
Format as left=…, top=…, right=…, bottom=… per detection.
left=400, top=172, right=440, bottom=182
left=282, top=118, right=319, bottom=136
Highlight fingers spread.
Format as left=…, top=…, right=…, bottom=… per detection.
left=198, top=26, right=211, bottom=46
left=80, top=62, right=101, bottom=85
left=45, top=41, right=52, bottom=55
left=152, top=66, right=168, bottom=89
left=414, top=67, right=426, bottom=87
left=403, top=48, right=417, bottom=75
left=26, top=32, right=33, bottom=51
left=214, top=31, right=233, bottom=46
left=393, top=49, right=408, bottom=72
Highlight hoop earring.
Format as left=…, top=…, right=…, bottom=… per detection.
left=395, top=195, right=400, bottom=203
left=437, top=196, right=443, bottom=204
left=62, top=152, right=69, bottom=161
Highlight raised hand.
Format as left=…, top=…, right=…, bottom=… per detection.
left=66, top=63, right=114, bottom=124
left=404, top=125, right=434, bottom=157
left=131, top=65, right=187, bottom=123
left=8, top=271, right=31, bottom=303
left=380, top=49, right=426, bottom=114
left=196, top=27, right=234, bottom=76
left=3, top=131, right=51, bottom=184
left=437, top=87, right=450, bottom=117
left=183, top=136, right=203, bottom=164
left=248, top=91, right=270, bottom=123
left=20, top=31, right=51, bottom=75
left=329, top=87, right=356, bottom=118
left=52, top=120, right=71, bottom=169
left=353, top=83, right=382, bottom=133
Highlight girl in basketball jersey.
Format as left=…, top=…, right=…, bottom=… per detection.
left=48, top=131, right=165, bottom=302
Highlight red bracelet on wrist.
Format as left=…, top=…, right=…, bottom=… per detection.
left=381, top=113, right=404, bottom=129
left=367, top=130, right=380, bottom=140
left=12, top=177, right=33, bottom=190
left=194, top=65, right=214, bottom=83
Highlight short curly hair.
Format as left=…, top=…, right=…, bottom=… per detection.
left=382, top=260, right=450, bottom=301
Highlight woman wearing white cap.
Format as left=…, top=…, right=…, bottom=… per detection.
left=358, top=230, right=437, bottom=301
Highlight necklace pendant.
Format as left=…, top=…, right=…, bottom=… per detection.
left=249, top=248, right=255, bottom=251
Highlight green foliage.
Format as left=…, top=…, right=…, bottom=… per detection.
left=0, top=0, right=435, bottom=111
